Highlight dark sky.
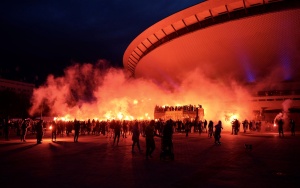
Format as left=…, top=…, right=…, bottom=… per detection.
left=0, top=0, right=204, bottom=85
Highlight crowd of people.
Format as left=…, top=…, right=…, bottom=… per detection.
left=154, top=104, right=202, bottom=112
left=231, top=119, right=263, bottom=135
left=230, top=118, right=296, bottom=137
left=0, top=117, right=224, bottom=144
left=0, top=115, right=297, bottom=159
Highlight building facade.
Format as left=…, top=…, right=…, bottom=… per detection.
left=0, top=78, right=35, bottom=118
left=123, top=0, right=300, bottom=126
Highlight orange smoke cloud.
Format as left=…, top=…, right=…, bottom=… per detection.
left=29, top=60, right=254, bottom=130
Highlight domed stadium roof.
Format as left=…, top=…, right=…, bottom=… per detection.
left=123, top=0, right=300, bottom=86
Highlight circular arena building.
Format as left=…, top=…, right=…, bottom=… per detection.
left=123, top=0, right=300, bottom=122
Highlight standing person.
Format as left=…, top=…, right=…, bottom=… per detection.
left=51, top=121, right=57, bottom=142
left=108, top=120, right=115, bottom=139
left=249, top=121, right=253, bottom=131
left=214, top=120, right=223, bottom=145
left=20, top=119, right=28, bottom=142
left=87, top=119, right=91, bottom=135
left=122, top=120, right=128, bottom=138
left=113, top=120, right=121, bottom=146
left=198, top=120, right=202, bottom=135
left=203, top=119, right=208, bottom=133
left=145, top=120, right=157, bottom=159
left=36, top=120, right=44, bottom=144
left=74, top=119, right=80, bottom=143
left=278, top=118, right=284, bottom=137
left=290, top=119, right=296, bottom=136
left=101, top=121, right=106, bottom=136
left=131, top=121, right=142, bottom=153
left=185, top=120, right=190, bottom=137
left=233, top=119, right=240, bottom=135
left=242, top=119, right=249, bottom=133
left=177, top=120, right=182, bottom=132
left=208, top=120, right=214, bottom=138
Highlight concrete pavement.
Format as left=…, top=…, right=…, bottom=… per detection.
left=1, top=130, right=299, bottom=188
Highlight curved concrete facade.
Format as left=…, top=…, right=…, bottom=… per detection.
left=123, top=0, right=300, bottom=85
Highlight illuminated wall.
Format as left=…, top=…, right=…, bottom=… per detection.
left=124, top=0, right=300, bottom=85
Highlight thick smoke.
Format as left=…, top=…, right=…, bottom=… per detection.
left=273, top=99, right=293, bottom=124
left=29, top=60, right=254, bottom=129
left=282, top=99, right=292, bottom=114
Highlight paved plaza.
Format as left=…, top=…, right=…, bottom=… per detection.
left=1, top=130, right=299, bottom=188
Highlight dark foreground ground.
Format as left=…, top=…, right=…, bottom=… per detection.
left=1, top=130, right=299, bottom=188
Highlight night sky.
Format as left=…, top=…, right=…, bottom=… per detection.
left=0, top=0, right=204, bottom=85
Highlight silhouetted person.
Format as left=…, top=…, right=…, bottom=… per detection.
left=232, top=119, right=239, bottom=135
left=66, top=121, right=73, bottom=136
left=278, top=119, right=284, bottom=137
left=74, top=119, right=80, bottom=142
left=101, top=121, right=106, bottom=136
left=177, top=120, right=182, bottom=132
left=132, top=121, right=142, bottom=153
left=87, top=119, right=91, bottom=135
left=208, top=120, right=213, bottom=138
left=242, top=119, right=249, bottom=133
left=249, top=121, right=253, bottom=131
left=290, top=119, right=295, bottom=136
left=20, top=119, right=28, bottom=142
left=122, top=120, right=128, bottom=138
left=214, top=120, right=223, bottom=144
left=163, top=119, right=173, bottom=140
left=185, top=120, right=190, bottom=137
left=145, top=120, right=157, bottom=159
left=203, top=119, right=207, bottom=133
left=52, top=121, right=57, bottom=142
left=197, top=120, right=202, bottom=135
left=113, top=120, right=121, bottom=146
left=36, top=120, right=44, bottom=144
left=161, top=119, right=174, bottom=158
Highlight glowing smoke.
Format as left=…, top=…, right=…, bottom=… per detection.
left=29, top=60, right=254, bottom=129
left=273, top=99, right=293, bottom=126
left=282, top=99, right=292, bottom=114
